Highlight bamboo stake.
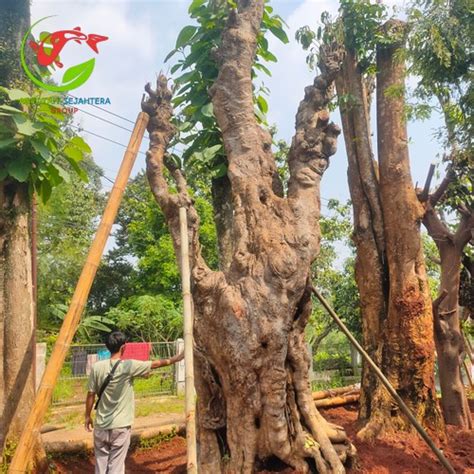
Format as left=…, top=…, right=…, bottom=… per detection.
left=311, top=285, right=456, bottom=474
left=8, top=112, right=149, bottom=473
left=179, top=207, right=197, bottom=474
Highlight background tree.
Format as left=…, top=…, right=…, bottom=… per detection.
left=409, top=0, right=473, bottom=428
left=38, top=158, right=104, bottom=336
left=0, top=1, right=91, bottom=450
left=297, top=1, right=443, bottom=440
left=140, top=0, right=358, bottom=469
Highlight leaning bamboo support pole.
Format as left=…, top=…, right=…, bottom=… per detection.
left=8, top=112, right=149, bottom=473
left=311, top=285, right=456, bottom=474
left=179, top=207, right=197, bottom=474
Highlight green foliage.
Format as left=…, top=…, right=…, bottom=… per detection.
left=307, top=200, right=361, bottom=350
left=408, top=0, right=472, bottom=148
left=37, top=159, right=104, bottom=339
left=106, top=295, right=183, bottom=342
left=296, top=1, right=387, bottom=72
left=165, top=0, right=288, bottom=189
left=49, top=303, right=114, bottom=343
left=112, top=172, right=218, bottom=299
left=0, top=87, right=90, bottom=202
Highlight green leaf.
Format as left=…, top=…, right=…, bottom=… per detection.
left=31, top=140, right=51, bottom=160
left=189, top=0, right=206, bottom=14
left=164, top=49, right=178, bottom=63
left=5, top=88, right=31, bottom=101
left=0, top=138, right=17, bottom=149
left=257, top=95, right=269, bottom=114
left=0, top=167, right=8, bottom=180
left=37, top=178, right=52, bottom=203
left=0, top=104, right=23, bottom=113
left=203, top=144, right=223, bottom=161
left=176, top=25, right=198, bottom=49
left=254, top=63, right=272, bottom=76
left=61, top=58, right=95, bottom=89
left=70, top=136, right=92, bottom=154
left=200, top=102, right=214, bottom=117
left=52, top=163, right=71, bottom=183
left=13, top=115, right=42, bottom=136
left=269, top=25, right=289, bottom=44
left=63, top=144, right=83, bottom=162
left=67, top=159, right=88, bottom=182
left=7, top=159, right=31, bottom=182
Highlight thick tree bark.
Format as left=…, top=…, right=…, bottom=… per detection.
left=142, top=2, right=356, bottom=471
left=211, top=176, right=234, bottom=272
left=358, top=21, right=443, bottom=439
left=334, top=51, right=387, bottom=424
left=335, top=22, right=443, bottom=440
left=422, top=199, right=473, bottom=428
left=0, top=182, right=35, bottom=451
left=0, top=0, right=36, bottom=455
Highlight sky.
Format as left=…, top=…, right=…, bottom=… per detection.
left=30, top=0, right=444, bottom=220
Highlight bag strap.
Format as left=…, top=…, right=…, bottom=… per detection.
left=94, top=359, right=121, bottom=410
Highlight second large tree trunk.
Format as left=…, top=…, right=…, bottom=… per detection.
left=357, top=22, right=443, bottom=439
left=0, top=181, right=35, bottom=451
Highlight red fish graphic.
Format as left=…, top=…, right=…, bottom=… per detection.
left=29, top=26, right=108, bottom=68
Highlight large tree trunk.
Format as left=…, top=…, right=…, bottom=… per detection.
left=141, top=2, right=356, bottom=471
left=0, top=182, right=35, bottom=451
left=334, top=51, right=387, bottom=424
left=357, top=21, right=443, bottom=440
left=335, top=22, right=443, bottom=440
left=0, top=0, right=36, bottom=455
left=423, top=203, right=473, bottom=428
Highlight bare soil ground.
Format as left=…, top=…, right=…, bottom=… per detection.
left=51, top=401, right=474, bottom=473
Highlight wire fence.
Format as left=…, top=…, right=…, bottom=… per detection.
left=51, top=341, right=178, bottom=406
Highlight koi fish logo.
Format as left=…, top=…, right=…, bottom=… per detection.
left=21, top=17, right=109, bottom=92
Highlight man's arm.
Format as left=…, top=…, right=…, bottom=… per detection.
left=150, top=351, right=184, bottom=370
left=84, top=392, right=95, bottom=432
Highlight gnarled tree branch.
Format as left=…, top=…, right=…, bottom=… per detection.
left=141, top=74, right=210, bottom=277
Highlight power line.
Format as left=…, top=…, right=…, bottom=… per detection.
left=67, top=94, right=136, bottom=125
left=70, top=124, right=147, bottom=156
left=74, top=106, right=149, bottom=139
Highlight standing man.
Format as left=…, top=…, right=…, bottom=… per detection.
left=85, top=331, right=183, bottom=473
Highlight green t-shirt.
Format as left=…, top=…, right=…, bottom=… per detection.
left=88, top=358, right=152, bottom=429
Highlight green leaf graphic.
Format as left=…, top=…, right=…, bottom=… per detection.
left=61, top=58, right=95, bottom=89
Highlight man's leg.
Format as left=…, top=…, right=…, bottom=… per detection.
left=106, top=427, right=131, bottom=474
left=94, top=428, right=111, bottom=474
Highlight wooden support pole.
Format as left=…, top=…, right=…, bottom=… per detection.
left=179, top=207, right=197, bottom=474
left=311, top=285, right=456, bottom=474
left=8, top=112, right=149, bottom=473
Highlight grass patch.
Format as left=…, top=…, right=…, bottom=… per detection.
left=135, top=396, right=184, bottom=418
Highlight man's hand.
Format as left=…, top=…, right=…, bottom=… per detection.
left=150, top=351, right=184, bottom=369
left=172, top=351, right=184, bottom=363
left=84, top=415, right=94, bottom=432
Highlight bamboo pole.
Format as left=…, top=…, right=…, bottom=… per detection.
left=8, top=112, right=149, bottom=473
left=179, top=207, right=197, bottom=474
left=311, top=285, right=456, bottom=474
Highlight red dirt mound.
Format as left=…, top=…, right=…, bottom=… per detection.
left=52, top=401, right=474, bottom=473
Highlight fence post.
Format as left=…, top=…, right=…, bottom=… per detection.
left=175, top=338, right=185, bottom=395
